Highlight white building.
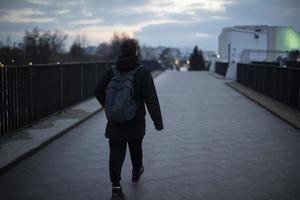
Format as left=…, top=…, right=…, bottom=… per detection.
left=218, top=25, right=300, bottom=79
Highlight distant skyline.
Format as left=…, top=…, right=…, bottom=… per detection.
left=0, top=0, right=299, bottom=51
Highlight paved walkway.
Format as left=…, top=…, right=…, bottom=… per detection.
left=1, top=71, right=300, bottom=200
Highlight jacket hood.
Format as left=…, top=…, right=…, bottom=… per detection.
left=115, top=55, right=140, bottom=71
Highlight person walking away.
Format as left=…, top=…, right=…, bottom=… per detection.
left=95, top=39, right=164, bottom=200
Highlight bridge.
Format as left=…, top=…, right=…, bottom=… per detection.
left=0, top=70, right=300, bottom=200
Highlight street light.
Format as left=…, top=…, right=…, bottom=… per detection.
left=29, top=62, right=32, bottom=66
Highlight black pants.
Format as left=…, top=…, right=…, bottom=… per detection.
left=109, top=138, right=143, bottom=185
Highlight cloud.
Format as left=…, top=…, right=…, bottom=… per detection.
left=117, top=0, right=234, bottom=17
left=66, top=18, right=180, bottom=45
left=81, top=9, right=93, bottom=17
left=0, top=8, right=55, bottom=23
left=189, top=0, right=234, bottom=13
left=0, top=0, right=299, bottom=50
left=194, top=32, right=210, bottom=38
left=211, top=15, right=231, bottom=20
left=27, top=0, right=50, bottom=5
left=56, top=9, right=70, bottom=15
left=225, top=0, right=300, bottom=30
left=135, top=21, right=219, bottom=49
left=70, top=19, right=103, bottom=26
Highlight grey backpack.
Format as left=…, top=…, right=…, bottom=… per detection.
left=104, top=66, right=141, bottom=122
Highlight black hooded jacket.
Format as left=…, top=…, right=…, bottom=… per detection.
left=95, top=56, right=163, bottom=140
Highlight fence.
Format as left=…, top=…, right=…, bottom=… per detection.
left=214, top=62, right=228, bottom=76
left=252, top=61, right=280, bottom=67
left=237, top=63, right=300, bottom=109
left=0, top=61, right=112, bottom=135
left=287, top=61, right=300, bottom=69
left=251, top=61, right=300, bottom=68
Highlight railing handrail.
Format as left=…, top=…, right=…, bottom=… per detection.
left=238, top=63, right=300, bottom=71
left=3, top=60, right=115, bottom=69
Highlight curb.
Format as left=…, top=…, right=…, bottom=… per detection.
left=208, top=71, right=226, bottom=80
left=226, top=81, right=300, bottom=131
left=0, top=106, right=103, bottom=174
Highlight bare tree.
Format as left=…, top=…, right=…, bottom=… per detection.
left=0, top=37, right=25, bottom=65
left=69, top=34, right=86, bottom=61
left=159, top=48, right=173, bottom=69
left=96, top=42, right=112, bottom=60
left=22, top=27, right=67, bottom=64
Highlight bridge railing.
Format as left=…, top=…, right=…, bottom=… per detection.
left=0, top=61, right=113, bottom=135
left=237, top=63, right=300, bottom=109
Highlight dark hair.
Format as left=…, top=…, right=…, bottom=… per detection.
left=120, top=39, right=138, bottom=57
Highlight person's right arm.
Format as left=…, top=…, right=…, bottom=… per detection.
left=95, top=68, right=113, bottom=107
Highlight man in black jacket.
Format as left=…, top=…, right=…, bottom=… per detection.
left=95, top=39, right=163, bottom=200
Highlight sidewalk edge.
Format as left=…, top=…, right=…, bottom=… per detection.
left=0, top=107, right=103, bottom=174
left=226, top=81, right=300, bottom=131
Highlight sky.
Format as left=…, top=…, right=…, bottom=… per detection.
left=0, top=0, right=299, bottom=51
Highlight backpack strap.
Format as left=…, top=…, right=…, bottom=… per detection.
left=130, top=66, right=143, bottom=99
left=112, top=65, right=142, bottom=79
left=112, top=65, right=121, bottom=77
left=128, top=65, right=142, bottom=78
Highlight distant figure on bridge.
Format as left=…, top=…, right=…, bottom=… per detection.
left=95, top=39, right=164, bottom=200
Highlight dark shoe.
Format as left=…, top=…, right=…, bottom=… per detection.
left=132, top=165, right=144, bottom=183
left=111, top=186, right=125, bottom=200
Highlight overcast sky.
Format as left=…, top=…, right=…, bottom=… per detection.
left=0, top=0, right=299, bottom=51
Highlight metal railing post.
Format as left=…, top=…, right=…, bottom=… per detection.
left=95, top=63, right=98, bottom=84
left=29, top=66, right=34, bottom=125
left=80, top=63, right=83, bottom=100
left=60, top=64, right=63, bottom=110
